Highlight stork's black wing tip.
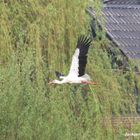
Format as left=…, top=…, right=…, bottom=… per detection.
left=55, top=71, right=64, bottom=79
left=77, top=35, right=92, bottom=49
left=55, top=71, right=60, bottom=78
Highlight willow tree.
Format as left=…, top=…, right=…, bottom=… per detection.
left=0, top=0, right=139, bottom=140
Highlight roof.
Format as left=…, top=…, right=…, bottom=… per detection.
left=87, top=5, right=140, bottom=59
left=104, top=0, right=140, bottom=5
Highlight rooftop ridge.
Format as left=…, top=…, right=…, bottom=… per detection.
left=104, top=4, right=140, bottom=9
left=103, top=0, right=140, bottom=5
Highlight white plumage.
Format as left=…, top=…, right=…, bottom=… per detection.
left=68, top=48, right=79, bottom=77
left=49, top=35, right=96, bottom=85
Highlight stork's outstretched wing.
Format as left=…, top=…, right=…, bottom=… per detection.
left=68, top=35, right=92, bottom=77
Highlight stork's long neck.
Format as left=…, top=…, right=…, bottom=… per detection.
left=54, top=80, right=64, bottom=84
left=49, top=79, right=66, bottom=84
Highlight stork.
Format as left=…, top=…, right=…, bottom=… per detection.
left=49, top=35, right=96, bottom=85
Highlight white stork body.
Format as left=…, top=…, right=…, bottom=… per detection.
left=52, top=74, right=90, bottom=84
left=49, top=35, right=96, bottom=85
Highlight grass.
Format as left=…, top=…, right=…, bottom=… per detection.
left=0, top=0, right=140, bottom=140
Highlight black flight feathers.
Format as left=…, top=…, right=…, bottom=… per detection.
left=77, top=35, right=92, bottom=76
left=77, top=35, right=92, bottom=56
left=55, top=71, right=64, bottom=79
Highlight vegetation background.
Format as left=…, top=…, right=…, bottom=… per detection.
left=0, top=0, right=140, bottom=140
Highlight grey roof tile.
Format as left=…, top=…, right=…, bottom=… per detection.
left=87, top=4, right=140, bottom=59
left=104, top=0, right=140, bottom=5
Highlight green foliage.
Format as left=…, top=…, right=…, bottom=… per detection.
left=0, top=0, right=139, bottom=140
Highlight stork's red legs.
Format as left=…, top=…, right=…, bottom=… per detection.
left=81, top=81, right=97, bottom=85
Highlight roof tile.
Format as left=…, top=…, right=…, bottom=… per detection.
left=87, top=5, right=140, bottom=59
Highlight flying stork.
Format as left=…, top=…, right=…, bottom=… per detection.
left=49, top=35, right=96, bottom=85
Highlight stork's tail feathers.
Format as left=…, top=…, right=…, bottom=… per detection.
left=55, top=71, right=65, bottom=79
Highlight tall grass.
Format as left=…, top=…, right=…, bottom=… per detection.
left=0, top=0, right=140, bottom=140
